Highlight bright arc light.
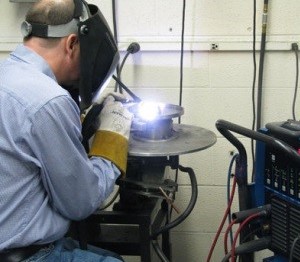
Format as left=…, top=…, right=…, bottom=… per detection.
left=137, top=101, right=164, bottom=121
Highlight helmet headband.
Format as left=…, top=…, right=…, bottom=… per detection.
left=21, top=0, right=87, bottom=38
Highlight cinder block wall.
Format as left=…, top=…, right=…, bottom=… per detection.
left=1, top=1, right=300, bottom=261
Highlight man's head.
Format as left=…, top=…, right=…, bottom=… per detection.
left=23, top=0, right=119, bottom=110
left=25, top=0, right=76, bottom=28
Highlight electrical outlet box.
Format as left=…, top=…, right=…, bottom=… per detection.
left=210, top=43, right=219, bottom=50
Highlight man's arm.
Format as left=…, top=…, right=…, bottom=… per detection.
left=29, top=95, right=120, bottom=220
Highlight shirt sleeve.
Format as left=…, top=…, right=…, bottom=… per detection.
left=28, top=95, right=121, bottom=220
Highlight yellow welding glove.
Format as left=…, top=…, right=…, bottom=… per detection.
left=89, top=95, right=133, bottom=175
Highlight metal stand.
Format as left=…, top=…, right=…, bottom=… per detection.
left=78, top=102, right=217, bottom=261
left=83, top=198, right=171, bottom=262
left=75, top=123, right=216, bottom=261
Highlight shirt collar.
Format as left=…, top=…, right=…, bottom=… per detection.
left=11, top=44, right=57, bottom=82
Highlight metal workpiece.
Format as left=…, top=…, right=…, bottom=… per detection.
left=129, top=124, right=217, bottom=157
left=128, top=102, right=217, bottom=157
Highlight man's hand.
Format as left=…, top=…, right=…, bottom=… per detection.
left=98, top=96, right=132, bottom=140
left=89, top=95, right=133, bottom=175
left=81, top=91, right=130, bottom=119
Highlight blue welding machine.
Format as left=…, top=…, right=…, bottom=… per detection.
left=255, top=120, right=300, bottom=261
left=216, top=119, right=300, bottom=262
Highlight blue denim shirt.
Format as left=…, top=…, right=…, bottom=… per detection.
left=0, top=45, right=120, bottom=250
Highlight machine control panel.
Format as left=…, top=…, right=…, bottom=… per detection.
left=261, top=120, right=300, bottom=259
left=264, top=120, right=300, bottom=201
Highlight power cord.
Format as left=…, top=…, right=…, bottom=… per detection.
left=98, top=188, right=120, bottom=211
left=206, top=174, right=237, bottom=262
left=256, top=0, right=269, bottom=130
left=151, top=165, right=198, bottom=239
left=221, top=237, right=271, bottom=262
left=170, top=0, right=186, bottom=239
left=291, top=42, right=299, bottom=120
left=150, top=165, right=197, bottom=262
left=224, top=204, right=271, bottom=256
left=224, top=219, right=237, bottom=255
left=229, top=204, right=271, bottom=262
left=251, top=0, right=257, bottom=182
left=227, top=154, right=239, bottom=247
left=112, top=0, right=120, bottom=79
left=231, top=212, right=263, bottom=262
left=152, top=239, right=169, bottom=262
left=289, top=234, right=300, bottom=262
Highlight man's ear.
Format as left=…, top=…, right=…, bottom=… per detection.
left=65, top=34, right=79, bottom=56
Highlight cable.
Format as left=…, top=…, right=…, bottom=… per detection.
left=178, top=0, right=186, bottom=124
left=114, top=42, right=141, bottom=93
left=256, top=0, right=269, bottom=130
left=239, top=226, right=262, bottom=245
left=99, top=188, right=120, bottom=211
left=150, top=165, right=196, bottom=262
left=206, top=175, right=237, bottom=262
left=111, top=0, right=120, bottom=79
left=112, top=0, right=118, bottom=45
left=158, top=1, right=187, bottom=255
left=289, top=234, right=300, bottom=262
left=251, top=0, right=257, bottom=182
left=231, top=204, right=271, bottom=223
left=169, top=166, right=179, bottom=219
left=112, top=75, right=141, bottom=102
left=152, top=239, right=170, bottom=262
left=227, top=172, right=270, bottom=258
left=292, top=43, right=299, bottom=120
left=231, top=212, right=261, bottom=262
left=151, top=165, right=198, bottom=239
left=224, top=219, right=237, bottom=255
left=221, top=237, right=271, bottom=262
left=170, top=0, right=186, bottom=222
left=227, top=204, right=271, bottom=259
left=162, top=1, right=186, bottom=248
left=227, top=154, right=238, bottom=247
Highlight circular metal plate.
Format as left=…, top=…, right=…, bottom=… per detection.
left=129, top=124, right=217, bottom=157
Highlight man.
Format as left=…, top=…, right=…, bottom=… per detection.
left=0, top=0, right=132, bottom=261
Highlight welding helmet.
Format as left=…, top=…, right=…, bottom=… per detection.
left=21, top=0, right=120, bottom=110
